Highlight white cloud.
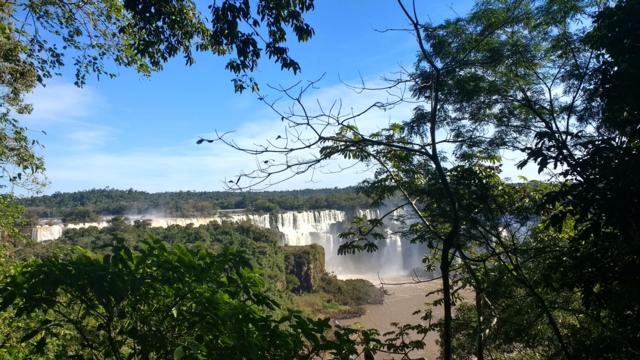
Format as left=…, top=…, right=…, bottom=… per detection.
left=24, top=83, right=103, bottom=123
left=39, top=79, right=381, bottom=193
left=64, top=125, right=115, bottom=150
left=44, top=141, right=367, bottom=193
left=20, top=82, right=115, bottom=155
left=37, top=75, right=541, bottom=194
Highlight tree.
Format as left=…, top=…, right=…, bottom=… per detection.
left=585, top=0, right=640, bottom=138
left=425, top=0, right=640, bottom=357
left=0, top=194, right=29, bottom=243
left=1, top=0, right=316, bottom=239
left=0, top=238, right=332, bottom=359
left=1, top=217, right=450, bottom=359
left=210, top=0, right=640, bottom=358
left=1, top=1, right=45, bottom=192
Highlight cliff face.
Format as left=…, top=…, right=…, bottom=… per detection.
left=283, top=245, right=325, bottom=293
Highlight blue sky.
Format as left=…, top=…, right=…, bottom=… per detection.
left=20, top=0, right=540, bottom=195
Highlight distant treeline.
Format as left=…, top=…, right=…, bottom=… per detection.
left=21, top=188, right=374, bottom=221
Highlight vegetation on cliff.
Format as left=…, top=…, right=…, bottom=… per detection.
left=284, top=245, right=325, bottom=293
left=284, top=245, right=383, bottom=319
left=8, top=219, right=382, bottom=314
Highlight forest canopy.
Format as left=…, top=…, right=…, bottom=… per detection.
left=1, top=220, right=386, bottom=359
left=20, top=187, right=374, bottom=220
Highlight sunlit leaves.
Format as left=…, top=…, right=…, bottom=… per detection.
left=121, top=0, right=314, bottom=93
left=0, top=238, right=317, bottom=359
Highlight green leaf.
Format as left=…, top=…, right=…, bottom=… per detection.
left=174, top=346, right=185, bottom=360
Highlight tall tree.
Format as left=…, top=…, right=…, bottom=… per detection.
left=211, top=0, right=640, bottom=358
left=1, top=0, right=316, bottom=237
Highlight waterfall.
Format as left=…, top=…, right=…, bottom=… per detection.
left=32, top=221, right=110, bottom=242
left=30, top=208, right=426, bottom=277
left=276, top=210, right=346, bottom=246
left=31, top=224, right=64, bottom=242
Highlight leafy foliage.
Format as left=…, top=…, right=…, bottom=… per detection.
left=3, top=0, right=315, bottom=93
left=120, top=0, right=315, bottom=92
left=217, top=1, right=640, bottom=359
left=0, top=238, right=332, bottom=359
left=0, top=194, right=29, bottom=242
left=2, top=220, right=443, bottom=359
left=584, top=0, right=640, bottom=137
left=0, top=2, right=45, bottom=191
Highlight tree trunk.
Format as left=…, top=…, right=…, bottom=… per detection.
left=475, top=287, right=484, bottom=360
left=440, top=246, right=453, bottom=360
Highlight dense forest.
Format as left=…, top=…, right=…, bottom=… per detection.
left=1, top=221, right=384, bottom=358
left=20, top=188, right=374, bottom=221
left=1, top=0, right=639, bottom=359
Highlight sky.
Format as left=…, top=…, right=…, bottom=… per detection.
left=17, top=0, right=540, bottom=195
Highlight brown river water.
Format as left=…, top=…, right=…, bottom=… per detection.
left=339, top=276, right=473, bottom=360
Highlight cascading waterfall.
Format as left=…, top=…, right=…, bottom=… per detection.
left=144, top=214, right=272, bottom=229
left=31, top=209, right=427, bottom=277
left=32, top=221, right=111, bottom=241
left=328, top=207, right=426, bottom=277
left=276, top=210, right=346, bottom=246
